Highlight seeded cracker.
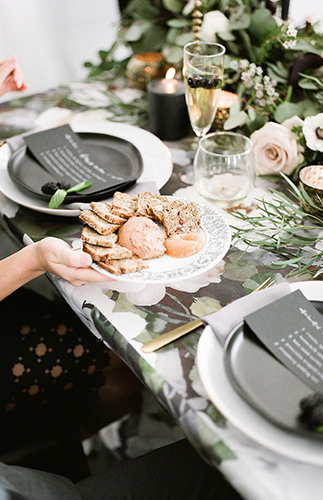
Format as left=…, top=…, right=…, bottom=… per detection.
left=82, top=226, right=118, bottom=247
left=111, top=192, right=138, bottom=218
left=79, top=210, right=121, bottom=235
left=99, top=258, right=149, bottom=275
left=90, top=202, right=128, bottom=225
left=162, top=201, right=200, bottom=237
left=135, top=192, right=168, bottom=220
left=83, top=242, right=133, bottom=261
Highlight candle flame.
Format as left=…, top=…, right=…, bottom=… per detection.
left=165, top=67, right=176, bottom=80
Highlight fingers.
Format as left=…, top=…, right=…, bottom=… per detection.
left=65, top=267, right=114, bottom=286
left=0, top=56, right=28, bottom=97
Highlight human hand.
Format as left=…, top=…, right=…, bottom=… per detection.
left=0, top=56, right=28, bottom=97
left=34, top=237, right=113, bottom=286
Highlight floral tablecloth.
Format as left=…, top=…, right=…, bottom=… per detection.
left=1, top=83, right=323, bottom=500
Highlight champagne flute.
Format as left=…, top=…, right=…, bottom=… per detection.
left=179, top=41, right=225, bottom=185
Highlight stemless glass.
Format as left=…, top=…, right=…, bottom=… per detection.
left=193, top=132, right=256, bottom=207
left=179, top=41, right=226, bottom=185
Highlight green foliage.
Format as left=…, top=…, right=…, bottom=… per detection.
left=83, top=0, right=323, bottom=135
left=230, top=175, right=323, bottom=279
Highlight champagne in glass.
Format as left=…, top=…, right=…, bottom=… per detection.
left=179, top=41, right=225, bottom=184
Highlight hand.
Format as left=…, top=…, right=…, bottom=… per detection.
left=0, top=56, right=28, bottom=97
left=34, top=237, right=113, bottom=286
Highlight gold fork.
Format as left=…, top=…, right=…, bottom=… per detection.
left=141, top=278, right=276, bottom=353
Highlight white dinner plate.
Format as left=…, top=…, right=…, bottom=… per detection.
left=197, top=281, right=323, bottom=466
left=90, top=199, right=231, bottom=284
left=0, top=121, right=173, bottom=217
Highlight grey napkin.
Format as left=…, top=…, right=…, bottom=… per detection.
left=203, top=283, right=292, bottom=346
left=6, top=134, right=29, bottom=152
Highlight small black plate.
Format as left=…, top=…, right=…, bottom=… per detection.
left=224, top=300, right=323, bottom=438
left=7, top=132, right=143, bottom=203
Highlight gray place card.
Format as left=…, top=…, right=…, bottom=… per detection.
left=24, top=124, right=126, bottom=191
left=244, top=290, right=323, bottom=392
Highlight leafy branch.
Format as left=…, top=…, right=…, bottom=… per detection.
left=230, top=175, right=323, bottom=278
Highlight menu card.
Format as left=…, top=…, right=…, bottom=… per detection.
left=24, top=125, right=127, bottom=191
left=244, top=290, right=323, bottom=392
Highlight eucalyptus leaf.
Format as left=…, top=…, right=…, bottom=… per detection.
left=266, top=61, right=289, bottom=82
left=230, top=101, right=240, bottom=115
left=249, top=8, right=277, bottom=42
left=125, top=22, right=149, bottom=42
left=299, top=72, right=323, bottom=88
left=266, top=67, right=288, bottom=84
left=229, top=13, right=250, bottom=31
left=274, top=101, right=303, bottom=123
left=162, top=0, right=183, bottom=14
left=163, top=45, right=185, bottom=64
left=175, top=32, right=194, bottom=47
left=218, top=31, right=236, bottom=42
left=298, top=79, right=319, bottom=90
left=125, top=0, right=160, bottom=19
left=293, top=40, right=323, bottom=56
left=130, top=25, right=167, bottom=53
left=223, top=111, right=248, bottom=130
left=166, top=18, right=189, bottom=28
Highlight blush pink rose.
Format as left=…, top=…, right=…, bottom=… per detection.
left=250, top=121, right=300, bottom=175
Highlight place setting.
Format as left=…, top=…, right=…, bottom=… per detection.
left=0, top=119, right=174, bottom=216
left=197, top=280, right=323, bottom=465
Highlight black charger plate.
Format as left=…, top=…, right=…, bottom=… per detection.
left=7, top=132, right=143, bottom=203
left=224, top=300, right=323, bottom=438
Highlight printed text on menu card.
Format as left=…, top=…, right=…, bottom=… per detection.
left=244, top=290, right=323, bottom=391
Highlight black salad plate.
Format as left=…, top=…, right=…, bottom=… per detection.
left=224, top=300, right=323, bottom=439
left=7, top=132, right=143, bottom=203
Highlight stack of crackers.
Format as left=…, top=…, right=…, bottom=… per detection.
left=80, top=191, right=201, bottom=275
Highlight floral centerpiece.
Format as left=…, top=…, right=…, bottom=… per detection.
left=84, top=0, right=323, bottom=177
left=82, top=0, right=323, bottom=278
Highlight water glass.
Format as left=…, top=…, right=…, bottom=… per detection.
left=193, top=132, right=255, bottom=206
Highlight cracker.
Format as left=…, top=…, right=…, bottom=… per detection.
left=79, top=210, right=121, bottom=235
left=81, top=226, right=118, bottom=248
left=90, top=202, right=127, bottom=225
left=83, top=242, right=133, bottom=261
left=111, top=192, right=138, bottom=218
left=98, top=258, right=148, bottom=275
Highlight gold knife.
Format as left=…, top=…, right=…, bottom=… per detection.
left=141, top=278, right=276, bottom=354
left=141, top=318, right=204, bottom=353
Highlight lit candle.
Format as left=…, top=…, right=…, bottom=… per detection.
left=147, top=68, right=190, bottom=141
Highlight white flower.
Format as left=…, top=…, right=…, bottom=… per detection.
left=287, top=26, right=297, bottom=37
left=303, top=113, right=323, bottom=152
left=199, top=11, right=230, bottom=42
left=250, top=122, right=301, bottom=175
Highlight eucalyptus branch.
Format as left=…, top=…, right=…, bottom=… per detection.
left=230, top=177, right=323, bottom=278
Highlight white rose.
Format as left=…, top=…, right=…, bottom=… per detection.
left=250, top=122, right=300, bottom=176
left=199, top=11, right=230, bottom=42
left=303, top=113, right=323, bottom=152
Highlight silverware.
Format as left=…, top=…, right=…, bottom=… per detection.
left=141, top=278, right=276, bottom=353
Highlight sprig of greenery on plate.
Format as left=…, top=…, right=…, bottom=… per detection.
left=48, top=180, right=91, bottom=209
left=230, top=175, right=323, bottom=279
